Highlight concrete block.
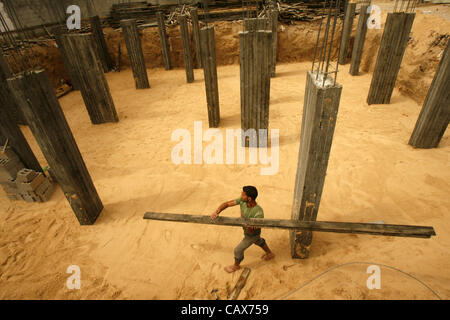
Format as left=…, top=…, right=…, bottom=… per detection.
left=20, top=192, right=38, bottom=203
left=37, top=182, right=54, bottom=202
left=0, top=146, right=20, bottom=162
left=0, top=158, right=24, bottom=180
left=16, top=168, right=38, bottom=183
left=16, top=173, right=45, bottom=192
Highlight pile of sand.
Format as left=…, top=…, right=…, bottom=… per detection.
left=0, top=60, right=448, bottom=299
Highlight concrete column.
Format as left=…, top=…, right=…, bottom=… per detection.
left=243, top=17, right=269, bottom=32
left=7, top=70, right=103, bottom=225
left=349, top=4, right=370, bottom=75
left=53, top=28, right=81, bottom=91
left=338, top=2, right=356, bottom=65
left=0, top=85, right=42, bottom=173
left=178, top=14, right=194, bottom=83
left=239, top=30, right=272, bottom=147
left=269, top=9, right=279, bottom=77
left=200, top=25, right=220, bottom=128
left=190, top=8, right=202, bottom=69
left=61, top=33, right=119, bottom=124
left=121, top=19, right=150, bottom=89
left=367, top=13, right=415, bottom=105
left=409, top=42, right=450, bottom=148
left=156, top=11, right=171, bottom=70
left=90, top=15, right=114, bottom=72
left=290, top=71, right=343, bottom=259
left=0, top=49, right=27, bottom=125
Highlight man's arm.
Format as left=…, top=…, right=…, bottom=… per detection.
left=211, top=200, right=238, bottom=219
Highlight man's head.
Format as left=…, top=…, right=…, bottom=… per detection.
left=241, top=186, right=258, bottom=202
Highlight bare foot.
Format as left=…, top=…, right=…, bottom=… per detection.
left=261, top=252, right=275, bottom=261
left=224, top=265, right=241, bottom=273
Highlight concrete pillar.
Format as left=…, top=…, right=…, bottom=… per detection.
left=200, top=25, right=220, bottom=128
left=121, top=19, right=150, bottom=89
left=53, top=28, right=81, bottom=91
left=349, top=4, right=370, bottom=76
left=243, top=17, right=269, bottom=32
left=156, top=11, right=171, bottom=70
left=269, top=9, right=279, bottom=77
left=0, top=49, right=27, bottom=125
left=338, top=2, right=356, bottom=65
left=239, top=30, right=272, bottom=147
left=0, top=85, right=42, bottom=173
left=367, top=13, right=415, bottom=105
left=178, top=14, right=194, bottom=83
left=190, top=8, right=202, bottom=69
left=409, top=42, right=450, bottom=148
left=7, top=70, right=103, bottom=225
left=0, top=48, right=12, bottom=80
left=61, top=33, right=119, bottom=124
left=90, top=15, right=114, bottom=72
left=290, top=71, right=343, bottom=259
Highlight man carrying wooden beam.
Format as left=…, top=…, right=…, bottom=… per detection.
left=211, top=186, right=275, bottom=273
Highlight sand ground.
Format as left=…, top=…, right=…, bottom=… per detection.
left=0, top=60, right=449, bottom=299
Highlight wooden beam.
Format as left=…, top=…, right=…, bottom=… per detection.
left=143, top=212, right=436, bottom=239
left=228, top=268, right=251, bottom=300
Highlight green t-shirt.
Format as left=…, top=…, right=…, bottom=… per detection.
left=236, top=197, right=264, bottom=236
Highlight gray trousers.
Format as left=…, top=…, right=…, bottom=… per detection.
left=234, top=234, right=266, bottom=263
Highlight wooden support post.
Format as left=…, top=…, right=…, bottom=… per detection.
left=53, top=29, right=81, bottom=91
left=90, top=15, right=114, bottom=72
left=269, top=9, right=279, bottom=78
left=62, top=33, right=119, bottom=124
left=239, top=30, right=272, bottom=147
left=367, top=13, right=415, bottom=105
left=338, top=2, right=356, bottom=65
left=190, top=8, right=202, bottom=69
left=142, top=212, right=436, bottom=238
left=349, top=4, right=370, bottom=75
left=200, top=25, right=220, bottom=128
left=0, top=85, right=42, bottom=172
left=156, top=11, right=171, bottom=70
left=7, top=70, right=103, bottom=225
left=290, top=71, right=343, bottom=259
left=178, top=14, right=194, bottom=83
left=409, top=42, right=450, bottom=148
left=121, top=19, right=150, bottom=89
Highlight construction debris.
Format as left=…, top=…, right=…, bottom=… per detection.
left=0, top=147, right=54, bottom=203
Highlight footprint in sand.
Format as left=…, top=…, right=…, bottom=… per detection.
left=190, top=244, right=208, bottom=253
left=164, top=230, right=172, bottom=242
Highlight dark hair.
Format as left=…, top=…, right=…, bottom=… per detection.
left=243, top=186, right=258, bottom=200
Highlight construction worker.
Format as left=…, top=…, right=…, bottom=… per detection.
left=211, top=186, right=275, bottom=273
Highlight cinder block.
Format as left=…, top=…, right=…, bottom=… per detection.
left=35, top=178, right=50, bottom=196
left=16, top=173, right=45, bottom=192
left=0, top=158, right=24, bottom=180
left=20, top=192, right=38, bottom=203
left=0, top=146, right=21, bottom=162
left=16, top=168, right=38, bottom=183
left=1, top=182, right=19, bottom=194
left=6, top=192, right=20, bottom=201
left=38, top=182, right=54, bottom=202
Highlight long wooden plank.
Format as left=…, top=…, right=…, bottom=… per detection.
left=228, top=268, right=251, bottom=300
left=143, top=212, right=436, bottom=239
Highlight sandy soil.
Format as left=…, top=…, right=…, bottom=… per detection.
left=0, top=59, right=449, bottom=299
